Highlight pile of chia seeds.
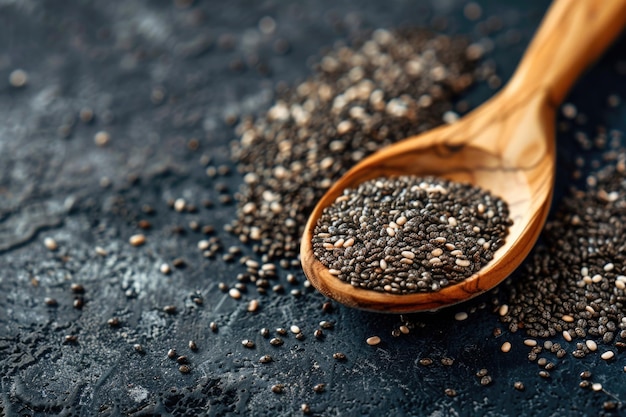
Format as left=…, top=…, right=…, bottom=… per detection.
left=312, top=176, right=511, bottom=293
left=500, top=132, right=626, bottom=353
left=229, top=28, right=490, bottom=263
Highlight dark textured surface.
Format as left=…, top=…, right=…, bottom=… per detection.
left=2, top=1, right=626, bottom=416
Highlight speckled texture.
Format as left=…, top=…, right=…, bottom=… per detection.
left=2, top=0, right=626, bottom=416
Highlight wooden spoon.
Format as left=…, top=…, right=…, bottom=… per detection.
left=300, top=0, right=626, bottom=313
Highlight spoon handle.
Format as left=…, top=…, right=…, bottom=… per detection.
left=505, top=0, right=626, bottom=106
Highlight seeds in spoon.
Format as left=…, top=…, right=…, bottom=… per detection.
left=312, top=176, right=511, bottom=294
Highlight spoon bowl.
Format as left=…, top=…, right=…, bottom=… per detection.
left=300, top=0, right=626, bottom=313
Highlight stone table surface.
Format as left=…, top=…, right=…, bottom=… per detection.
left=1, top=0, right=626, bottom=416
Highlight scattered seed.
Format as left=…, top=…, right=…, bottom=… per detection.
left=313, top=383, right=325, bottom=393
left=501, top=341, right=511, bottom=353
left=107, top=317, right=120, bottom=327
left=44, top=297, right=58, bottom=307
left=129, top=234, right=146, bottom=247
left=366, top=336, right=381, bottom=346
left=270, top=337, right=284, bottom=346
left=480, top=375, right=492, bottom=386
left=271, top=384, right=284, bottom=394
left=419, top=358, right=433, bottom=366
left=513, top=381, right=525, bottom=391
left=601, top=351, right=615, bottom=361
left=9, top=69, right=28, bottom=87
left=242, top=339, right=255, bottom=348
left=44, top=237, right=58, bottom=251
left=441, top=357, right=455, bottom=366
left=259, top=355, right=273, bottom=364
left=94, top=131, right=110, bottom=147
left=454, top=311, right=469, bottom=321
left=179, top=365, right=191, bottom=374
left=444, top=388, right=457, bottom=397
left=248, top=299, right=259, bottom=312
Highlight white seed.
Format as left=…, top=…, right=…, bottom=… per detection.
left=399, top=325, right=409, bottom=335
left=386, top=227, right=395, bottom=237
left=501, top=341, right=511, bottom=353
left=454, top=311, right=468, bottom=321
left=174, top=198, right=186, bottom=212
left=585, top=340, right=597, bottom=351
left=129, top=234, right=146, bottom=246
left=43, top=237, right=58, bottom=251
left=431, top=248, right=443, bottom=257
left=333, top=238, right=344, bottom=248
left=198, top=240, right=210, bottom=250
left=580, top=267, right=589, bottom=276
left=601, top=351, right=614, bottom=361
left=455, top=259, right=471, bottom=267
left=562, top=331, right=572, bottom=342
left=616, top=280, right=625, bottom=290
left=380, top=259, right=388, bottom=270
left=94, top=131, right=110, bottom=147
left=591, top=383, right=603, bottom=392
left=229, top=288, right=241, bottom=299
left=246, top=259, right=260, bottom=269
left=524, top=339, right=537, bottom=347
left=562, top=315, right=574, bottom=323
left=447, top=217, right=458, bottom=227
left=498, top=304, right=509, bottom=316
left=248, top=299, right=259, bottom=312
left=366, top=336, right=381, bottom=346
left=591, top=274, right=603, bottom=283
left=95, top=246, right=107, bottom=256
left=400, top=258, right=413, bottom=265
left=9, top=69, right=28, bottom=87
left=160, top=263, right=171, bottom=274
left=329, top=269, right=341, bottom=276
left=401, top=251, right=415, bottom=259
left=396, top=216, right=407, bottom=226
left=290, top=325, right=301, bottom=334
left=604, top=263, right=615, bottom=272
left=585, top=305, right=595, bottom=314
left=343, top=238, right=355, bottom=247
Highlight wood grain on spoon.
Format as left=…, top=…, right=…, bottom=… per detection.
left=301, top=0, right=626, bottom=313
